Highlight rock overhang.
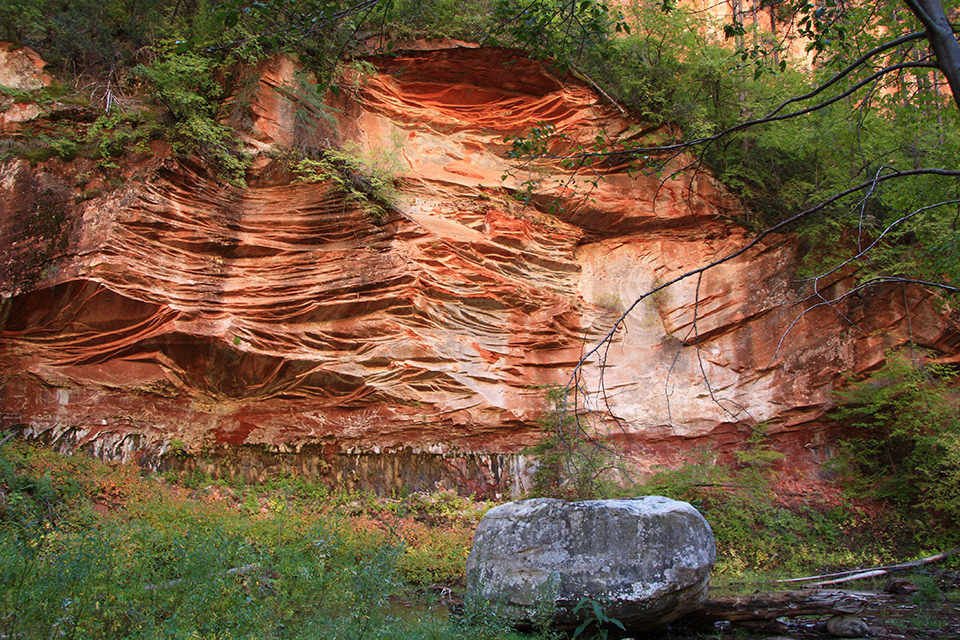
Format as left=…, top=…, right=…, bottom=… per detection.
left=1, top=44, right=957, bottom=493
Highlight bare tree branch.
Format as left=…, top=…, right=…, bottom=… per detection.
left=763, top=31, right=927, bottom=119
left=568, top=61, right=938, bottom=163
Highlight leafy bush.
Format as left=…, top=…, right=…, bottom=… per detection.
left=380, top=0, right=496, bottom=40
left=134, top=48, right=249, bottom=186
left=86, top=109, right=162, bottom=159
left=292, top=140, right=402, bottom=220
left=630, top=448, right=943, bottom=577
left=831, top=351, right=960, bottom=523
left=488, top=0, right=624, bottom=70
left=395, top=518, right=473, bottom=584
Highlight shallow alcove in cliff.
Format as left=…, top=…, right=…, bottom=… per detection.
left=1, top=43, right=958, bottom=496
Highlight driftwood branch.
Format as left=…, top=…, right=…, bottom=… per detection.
left=679, top=589, right=872, bottom=628
left=774, top=548, right=960, bottom=587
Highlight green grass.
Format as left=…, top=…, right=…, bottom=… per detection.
left=0, top=439, right=513, bottom=640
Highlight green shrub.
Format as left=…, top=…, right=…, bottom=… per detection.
left=378, top=0, right=497, bottom=40
left=831, top=351, right=960, bottom=523
left=134, top=49, right=249, bottom=187
left=632, top=449, right=910, bottom=576
left=526, top=386, right=625, bottom=499
left=21, top=146, right=60, bottom=163
left=292, top=140, right=402, bottom=220
left=912, top=573, right=943, bottom=604
left=86, top=109, right=162, bottom=159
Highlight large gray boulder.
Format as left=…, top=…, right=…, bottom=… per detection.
left=465, top=497, right=716, bottom=630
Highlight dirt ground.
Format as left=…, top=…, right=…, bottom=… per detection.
left=756, top=594, right=960, bottom=639
left=835, top=594, right=960, bottom=639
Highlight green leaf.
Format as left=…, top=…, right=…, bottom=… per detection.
left=573, top=597, right=590, bottom=613
left=590, top=598, right=603, bottom=619
left=573, top=619, right=591, bottom=638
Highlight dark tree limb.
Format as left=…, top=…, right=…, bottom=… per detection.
left=902, top=0, right=960, bottom=109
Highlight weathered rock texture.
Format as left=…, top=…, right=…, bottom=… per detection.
left=0, top=43, right=51, bottom=133
left=465, top=497, right=716, bottom=629
left=2, top=45, right=959, bottom=492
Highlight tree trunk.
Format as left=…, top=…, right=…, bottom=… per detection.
left=903, top=0, right=960, bottom=110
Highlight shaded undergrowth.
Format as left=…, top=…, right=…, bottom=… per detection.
left=0, top=438, right=514, bottom=640
left=1, top=437, right=957, bottom=639
left=631, top=448, right=960, bottom=589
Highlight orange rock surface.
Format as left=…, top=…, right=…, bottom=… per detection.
left=1, top=46, right=957, bottom=492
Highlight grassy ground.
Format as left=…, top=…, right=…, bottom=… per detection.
left=0, top=439, right=511, bottom=639
left=0, top=439, right=957, bottom=639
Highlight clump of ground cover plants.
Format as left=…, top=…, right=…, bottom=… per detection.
left=0, top=438, right=518, bottom=640
left=2, top=434, right=958, bottom=639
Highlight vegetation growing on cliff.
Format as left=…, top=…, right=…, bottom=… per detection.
left=4, top=0, right=959, bottom=278
left=292, top=138, right=402, bottom=219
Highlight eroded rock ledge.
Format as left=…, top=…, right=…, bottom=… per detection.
left=2, top=45, right=958, bottom=494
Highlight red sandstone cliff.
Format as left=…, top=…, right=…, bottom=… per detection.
left=1, top=45, right=957, bottom=494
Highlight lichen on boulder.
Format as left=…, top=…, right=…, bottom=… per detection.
left=465, top=496, right=716, bottom=631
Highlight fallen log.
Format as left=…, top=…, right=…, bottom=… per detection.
left=677, top=589, right=875, bottom=628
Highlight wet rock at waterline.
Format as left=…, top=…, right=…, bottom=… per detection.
left=827, top=614, right=869, bottom=638
left=465, top=496, right=715, bottom=631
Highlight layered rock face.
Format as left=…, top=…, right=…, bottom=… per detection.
left=1, top=45, right=958, bottom=493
